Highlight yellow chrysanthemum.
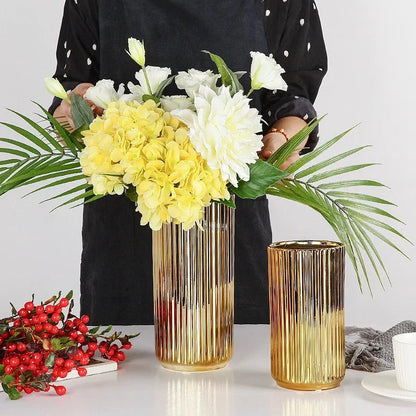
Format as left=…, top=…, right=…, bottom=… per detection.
left=80, top=99, right=229, bottom=230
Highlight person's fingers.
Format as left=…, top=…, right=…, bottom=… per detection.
left=279, top=152, right=300, bottom=171
left=69, top=82, right=94, bottom=99
left=259, top=133, right=286, bottom=160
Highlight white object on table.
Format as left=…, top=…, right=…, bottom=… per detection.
left=362, top=370, right=416, bottom=402
left=392, top=332, right=416, bottom=391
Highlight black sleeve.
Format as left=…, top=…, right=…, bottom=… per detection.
left=263, top=0, right=327, bottom=153
left=49, top=0, right=100, bottom=114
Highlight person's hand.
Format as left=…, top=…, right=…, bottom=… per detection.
left=260, top=130, right=300, bottom=171
left=53, top=83, right=103, bottom=130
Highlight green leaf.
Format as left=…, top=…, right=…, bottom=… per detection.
left=35, top=104, right=77, bottom=155
left=71, top=93, right=94, bottom=129
left=214, top=196, right=236, bottom=209
left=10, top=302, right=17, bottom=315
left=65, top=290, right=73, bottom=301
left=0, top=324, right=8, bottom=336
left=294, top=146, right=370, bottom=179
left=307, top=163, right=378, bottom=183
left=286, top=125, right=357, bottom=175
left=50, top=188, right=94, bottom=211
left=230, top=159, right=287, bottom=199
left=2, top=374, right=21, bottom=400
left=125, top=185, right=138, bottom=203
left=268, top=118, right=321, bottom=166
left=45, top=351, right=56, bottom=368
left=335, top=199, right=404, bottom=223
left=142, top=94, right=160, bottom=104
left=345, top=208, right=412, bottom=244
left=88, top=326, right=100, bottom=335
left=8, top=108, right=64, bottom=152
left=101, top=325, right=113, bottom=335
left=318, top=180, right=386, bottom=190
left=203, top=50, right=243, bottom=95
left=0, top=138, right=41, bottom=155
left=41, top=182, right=90, bottom=204
left=0, top=364, right=5, bottom=376
left=0, top=147, right=29, bottom=158
left=326, top=191, right=396, bottom=206
left=23, top=173, right=86, bottom=197
left=154, top=76, right=175, bottom=98
left=0, top=120, right=52, bottom=153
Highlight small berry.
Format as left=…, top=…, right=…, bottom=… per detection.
left=80, top=315, right=90, bottom=324
left=4, top=365, right=15, bottom=375
left=77, top=367, right=87, bottom=377
left=53, top=385, right=66, bottom=396
left=24, top=301, right=35, bottom=311
left=51, top=313, right=61, bottom=323
left=45, top=305, right=55, bottom=314
left=35, top=305, right=44, bottom=315
left=17, top=342, right=26, bottom=352
left=59, top=298, right=69, bottom=308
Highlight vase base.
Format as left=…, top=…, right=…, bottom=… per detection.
left=160, top=360, right=229, bottom=372
left=275, top=377, right=344, bottom=391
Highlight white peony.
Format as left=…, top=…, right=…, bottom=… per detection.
left=250, top=51, right=287, bottom=91
left=127, top=66, right=171, bottom=99
left=160, top=95, right=194, bottom=112
left=172, top=85, right=263, bottom=187
left=44, top=77, right=69, bottom=102
left=84, top=79, right=125, bottom=108
left=127, top=38, right=146, bottom=67
left=175, top=69, right=220, bottom=97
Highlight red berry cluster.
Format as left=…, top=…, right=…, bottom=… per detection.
left=0, top=292, right=137, bottom=400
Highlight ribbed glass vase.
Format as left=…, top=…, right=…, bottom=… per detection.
left=152, top=202, right=235, bottom=371
left=268, top=240, right=345, bottom=390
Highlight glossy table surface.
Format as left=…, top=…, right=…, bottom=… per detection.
left=1, top=325, right=415, bottom=415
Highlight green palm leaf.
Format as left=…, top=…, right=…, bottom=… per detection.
left=0, top=105, right=91, bottom=208
left=267, top=124, right=410, bottom=292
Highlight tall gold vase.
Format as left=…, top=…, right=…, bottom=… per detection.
left=268, top=241, right=345, bottom=390
left=152, top=202, right=234, bottom=371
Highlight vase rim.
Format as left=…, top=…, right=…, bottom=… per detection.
left=268, top=240, right=344, bottom=251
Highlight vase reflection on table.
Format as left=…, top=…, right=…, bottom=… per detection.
left=152, top=202, right=235, bottom=371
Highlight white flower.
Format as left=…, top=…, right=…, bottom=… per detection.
left=84, top=79, right=125, bottom=108
left=250, top=51, right=287, bottom=91
left=127, top=66, right=172, bottom=99
left=126, top=38, right=146, bottom=67
left=160, top=95, right=194, bottom=112
left=172, top=85, right=263, bottom=187
left=175, top=69, right=220, bottom=97
left=44, top=77, right=69, bottom=102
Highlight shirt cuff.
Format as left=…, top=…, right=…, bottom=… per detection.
left=263, top=95, right=319, bottom=154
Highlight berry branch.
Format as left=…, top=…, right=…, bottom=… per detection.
left=0, top=291, right=138, bottom=399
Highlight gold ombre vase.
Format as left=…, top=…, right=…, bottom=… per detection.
left=152, top=202, right=235, bottom=371
left=268, top=241, right=345, bottom=390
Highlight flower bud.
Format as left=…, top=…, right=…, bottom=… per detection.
left=127, top=38, right=146, bottom=67
left=44, top=77, right=70, bottom=102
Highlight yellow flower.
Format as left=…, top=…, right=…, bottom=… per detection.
left=80, top=99, right=229, bottom=230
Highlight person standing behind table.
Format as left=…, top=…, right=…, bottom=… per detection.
left=49, top=0, right=327, bottom=325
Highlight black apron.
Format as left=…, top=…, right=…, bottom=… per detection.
left=81, top=0, right=272, bottom=324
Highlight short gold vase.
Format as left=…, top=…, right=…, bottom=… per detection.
left=152, top=202, right=234, bottom=371
left=268, top=240, right=345, bottom=390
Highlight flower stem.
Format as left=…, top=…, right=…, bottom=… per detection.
left=142, top=66, right=153, bottom=95
left=246, top=88, right=254, bottom=97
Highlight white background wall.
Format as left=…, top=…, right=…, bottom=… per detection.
left=0, top=1, right=414, bottom=329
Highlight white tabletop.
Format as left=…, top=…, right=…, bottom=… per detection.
left=1, top=325, right=415, bottom=415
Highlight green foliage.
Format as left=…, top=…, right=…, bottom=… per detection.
left=0, top=104, right=102, bottom=209
left=229, top=159, right=287, bottom=199
left=203, top=50, right=243, bottom=95
left=267, top=123, right=410, bottom=293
